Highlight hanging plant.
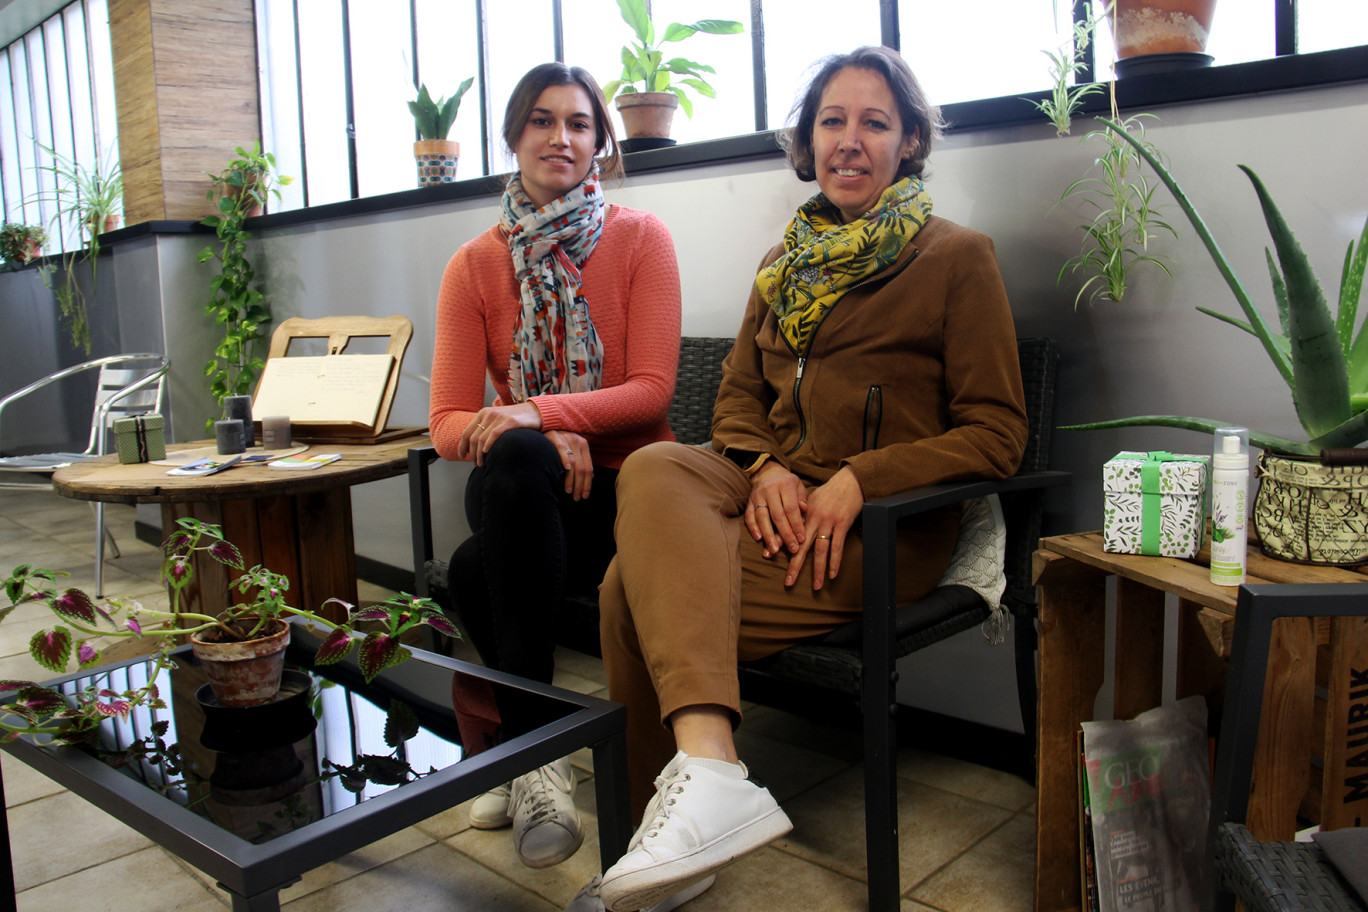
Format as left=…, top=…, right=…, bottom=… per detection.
left=28, top=143, right=123, bottom=354
left=197, top=144, right=292, bottom=432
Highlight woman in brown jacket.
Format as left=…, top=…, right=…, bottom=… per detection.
left=574, top=46, right=1029, bottom=912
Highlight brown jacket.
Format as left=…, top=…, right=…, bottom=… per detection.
left=713, top=214, right=1028, bottom=501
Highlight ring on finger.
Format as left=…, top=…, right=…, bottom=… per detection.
left=755, top=504, right=769, bottom=511
left=817, top=533, right=830, bottom=540
left=477, top=422, right=487, bottom=429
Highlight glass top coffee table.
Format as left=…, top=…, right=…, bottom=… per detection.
left=0, top=622, right=629, bottom=912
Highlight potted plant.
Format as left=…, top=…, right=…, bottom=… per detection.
left=600, top=0, right=743, bottom=151
left=27, top=143, right=124, bottom=354
left=0, top=517, right=460, bottom=740
left=1108, top=0, right=1219, bottom=77
left=0, top=222, right=47, bottom=268
left=409, top=79, right=473, bottom=187
left=199, top=144, right=292, bottom=432
left=1066, top=118, right=1368, bottom=565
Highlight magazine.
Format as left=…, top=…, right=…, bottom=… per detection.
left=166, top=456, right=242, bottom=476
left=1081, top=696, right=1210, bottom=912
left=268, top=452, right=342, bottom=470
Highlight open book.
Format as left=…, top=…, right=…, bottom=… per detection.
left=251, top=354, right=395, bottom=429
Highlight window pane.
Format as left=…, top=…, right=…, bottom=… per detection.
left=645, top=0, right=753, bottom=142
left=414, top=0, right=480, bottom=179
left=85, top=0, right=117, bottom=160
left=1299, top=0, right=1368, bottom=53
left=256, top=0, right=305, bottom=210
left=483, top=0, right=555, bottom=174
left=765, top=0, right=881, bottom=129
left=297, top=0, right=351, bottom=206
left=902, top=0, right=1064, bottom=105
left=348, top=0, right=415, bottom=198
left=0, top=53, right=22, bottom=221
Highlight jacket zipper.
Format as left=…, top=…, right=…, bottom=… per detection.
left=782, top=247, right=920, bottom=457
left=863, top=385, right=883, bottom=451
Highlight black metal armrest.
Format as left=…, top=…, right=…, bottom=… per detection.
left=407, top=444, right=442, bottom=598
left=861, top=469, right=1072, bottom=527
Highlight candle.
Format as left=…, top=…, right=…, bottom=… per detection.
left=223, top=395, right=254, bottom=446
left=215, top=419, right=245, bottom=455
left=262, top=415, right=292, bottom=449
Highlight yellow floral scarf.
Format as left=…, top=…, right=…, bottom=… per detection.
left=756, top=175, right=933, bottom=355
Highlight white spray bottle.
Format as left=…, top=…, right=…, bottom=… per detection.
left=1210, top=427, right=1249, bottom=586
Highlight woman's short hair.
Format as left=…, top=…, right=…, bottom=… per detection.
left=781, top=46, right=944, bottom=183
left=502, top=62, right=624, bottom=181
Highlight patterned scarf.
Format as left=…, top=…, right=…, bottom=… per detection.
left=502, top=162, right=606, bottom=402
left=755, top=175, right=933, bottom=356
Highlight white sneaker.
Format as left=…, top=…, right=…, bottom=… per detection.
left=563, top=873, right=715, bottom=912
left=511, top=756, right=584, bottom=868
left=598, top=751, right=792, bottom=912
left=469, top=782, right=512, bottom=829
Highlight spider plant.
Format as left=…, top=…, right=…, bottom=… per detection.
left=1065, top=118, right=1368, bottom=457
left=1032, top=3, right=1106, bottom=136
left=27, top=142, right=123, bottom=354
left=1057, top=110, right=1178, bottom=308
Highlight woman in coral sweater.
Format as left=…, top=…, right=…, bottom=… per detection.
left=428, top=62, right=681, bottom=873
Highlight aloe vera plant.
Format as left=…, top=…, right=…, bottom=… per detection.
left=1066, top=118, right=1368, bottom=456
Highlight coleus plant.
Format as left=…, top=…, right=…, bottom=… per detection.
left=1066, top=117, right=1368, bottom=457
left=1, top=517, right=458, bottom=745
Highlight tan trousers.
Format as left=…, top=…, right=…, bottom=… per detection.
left=599, top=441, right=957, bottom=815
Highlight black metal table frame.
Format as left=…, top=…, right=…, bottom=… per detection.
left=0, top=633, right=631, bottom=912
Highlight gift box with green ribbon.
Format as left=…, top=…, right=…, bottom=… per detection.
left=113, top=413, right=166, bottom=464
left=1103, top=450, right=1210, bottom=558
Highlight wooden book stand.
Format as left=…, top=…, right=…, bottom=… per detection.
left=254, top=315, right=421, bottom=444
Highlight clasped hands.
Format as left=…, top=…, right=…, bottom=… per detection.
left=743, top=462, right=864, bottom=590
left=456, top=402, right=594, bottom=501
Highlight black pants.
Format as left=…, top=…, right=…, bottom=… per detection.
left=447, top=428, right=619, bottom=689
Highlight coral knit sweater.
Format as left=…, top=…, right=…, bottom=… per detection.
left=429, top=204, right=682, bottom=469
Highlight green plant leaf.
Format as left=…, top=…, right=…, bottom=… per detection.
left=1240, top=164, right=1351, bottom=440
left=1061, top=415, right=1319, bottom=456
left=383, top=699, right=420, bottom=748
left=616, top=0, right=652, bottom=44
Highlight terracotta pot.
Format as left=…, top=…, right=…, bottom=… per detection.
left=86, top=213, right=121, bottom=236
left=190, top=619, right=291, bottom=707
left=1109, top=0, right=1218, bottom=58
left=231, top=174, right=264, bottom=217
left=615, top=92, right=679, bottom=141
left=19, top=241, right=41, bottom=264
left=415, top=139, right=460, bottom=187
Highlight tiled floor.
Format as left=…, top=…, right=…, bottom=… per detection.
left=0, top=485, right=1037, bottom=911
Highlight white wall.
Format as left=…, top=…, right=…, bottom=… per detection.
left=148, top=78, right=1368, bottom=732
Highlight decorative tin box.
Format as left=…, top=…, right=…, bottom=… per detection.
left=1103, top=450, right=1210, bottom=558
left=113, top=413, right=166, bottom=464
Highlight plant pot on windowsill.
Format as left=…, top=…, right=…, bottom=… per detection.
left=415, top=140, right=460, bottom=187
left=615, top=93, right=679, bottom=153
left=86, top=213, right=121, bottom=236
left=1109, top=0, right=1218, bottom=77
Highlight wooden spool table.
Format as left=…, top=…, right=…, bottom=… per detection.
left=51, top=435, right=429, bottom=623
left=1033, top=530, right=1368, bottom=912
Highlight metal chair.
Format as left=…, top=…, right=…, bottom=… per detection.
left=0, top=353, right=169, bottom=596
left=1210, top=582, right=1368, bottom=912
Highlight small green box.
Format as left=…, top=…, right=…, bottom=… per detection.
left=114, top=413, right=166, bottom=464
left=1103, top=450, right=1210, bottom=558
